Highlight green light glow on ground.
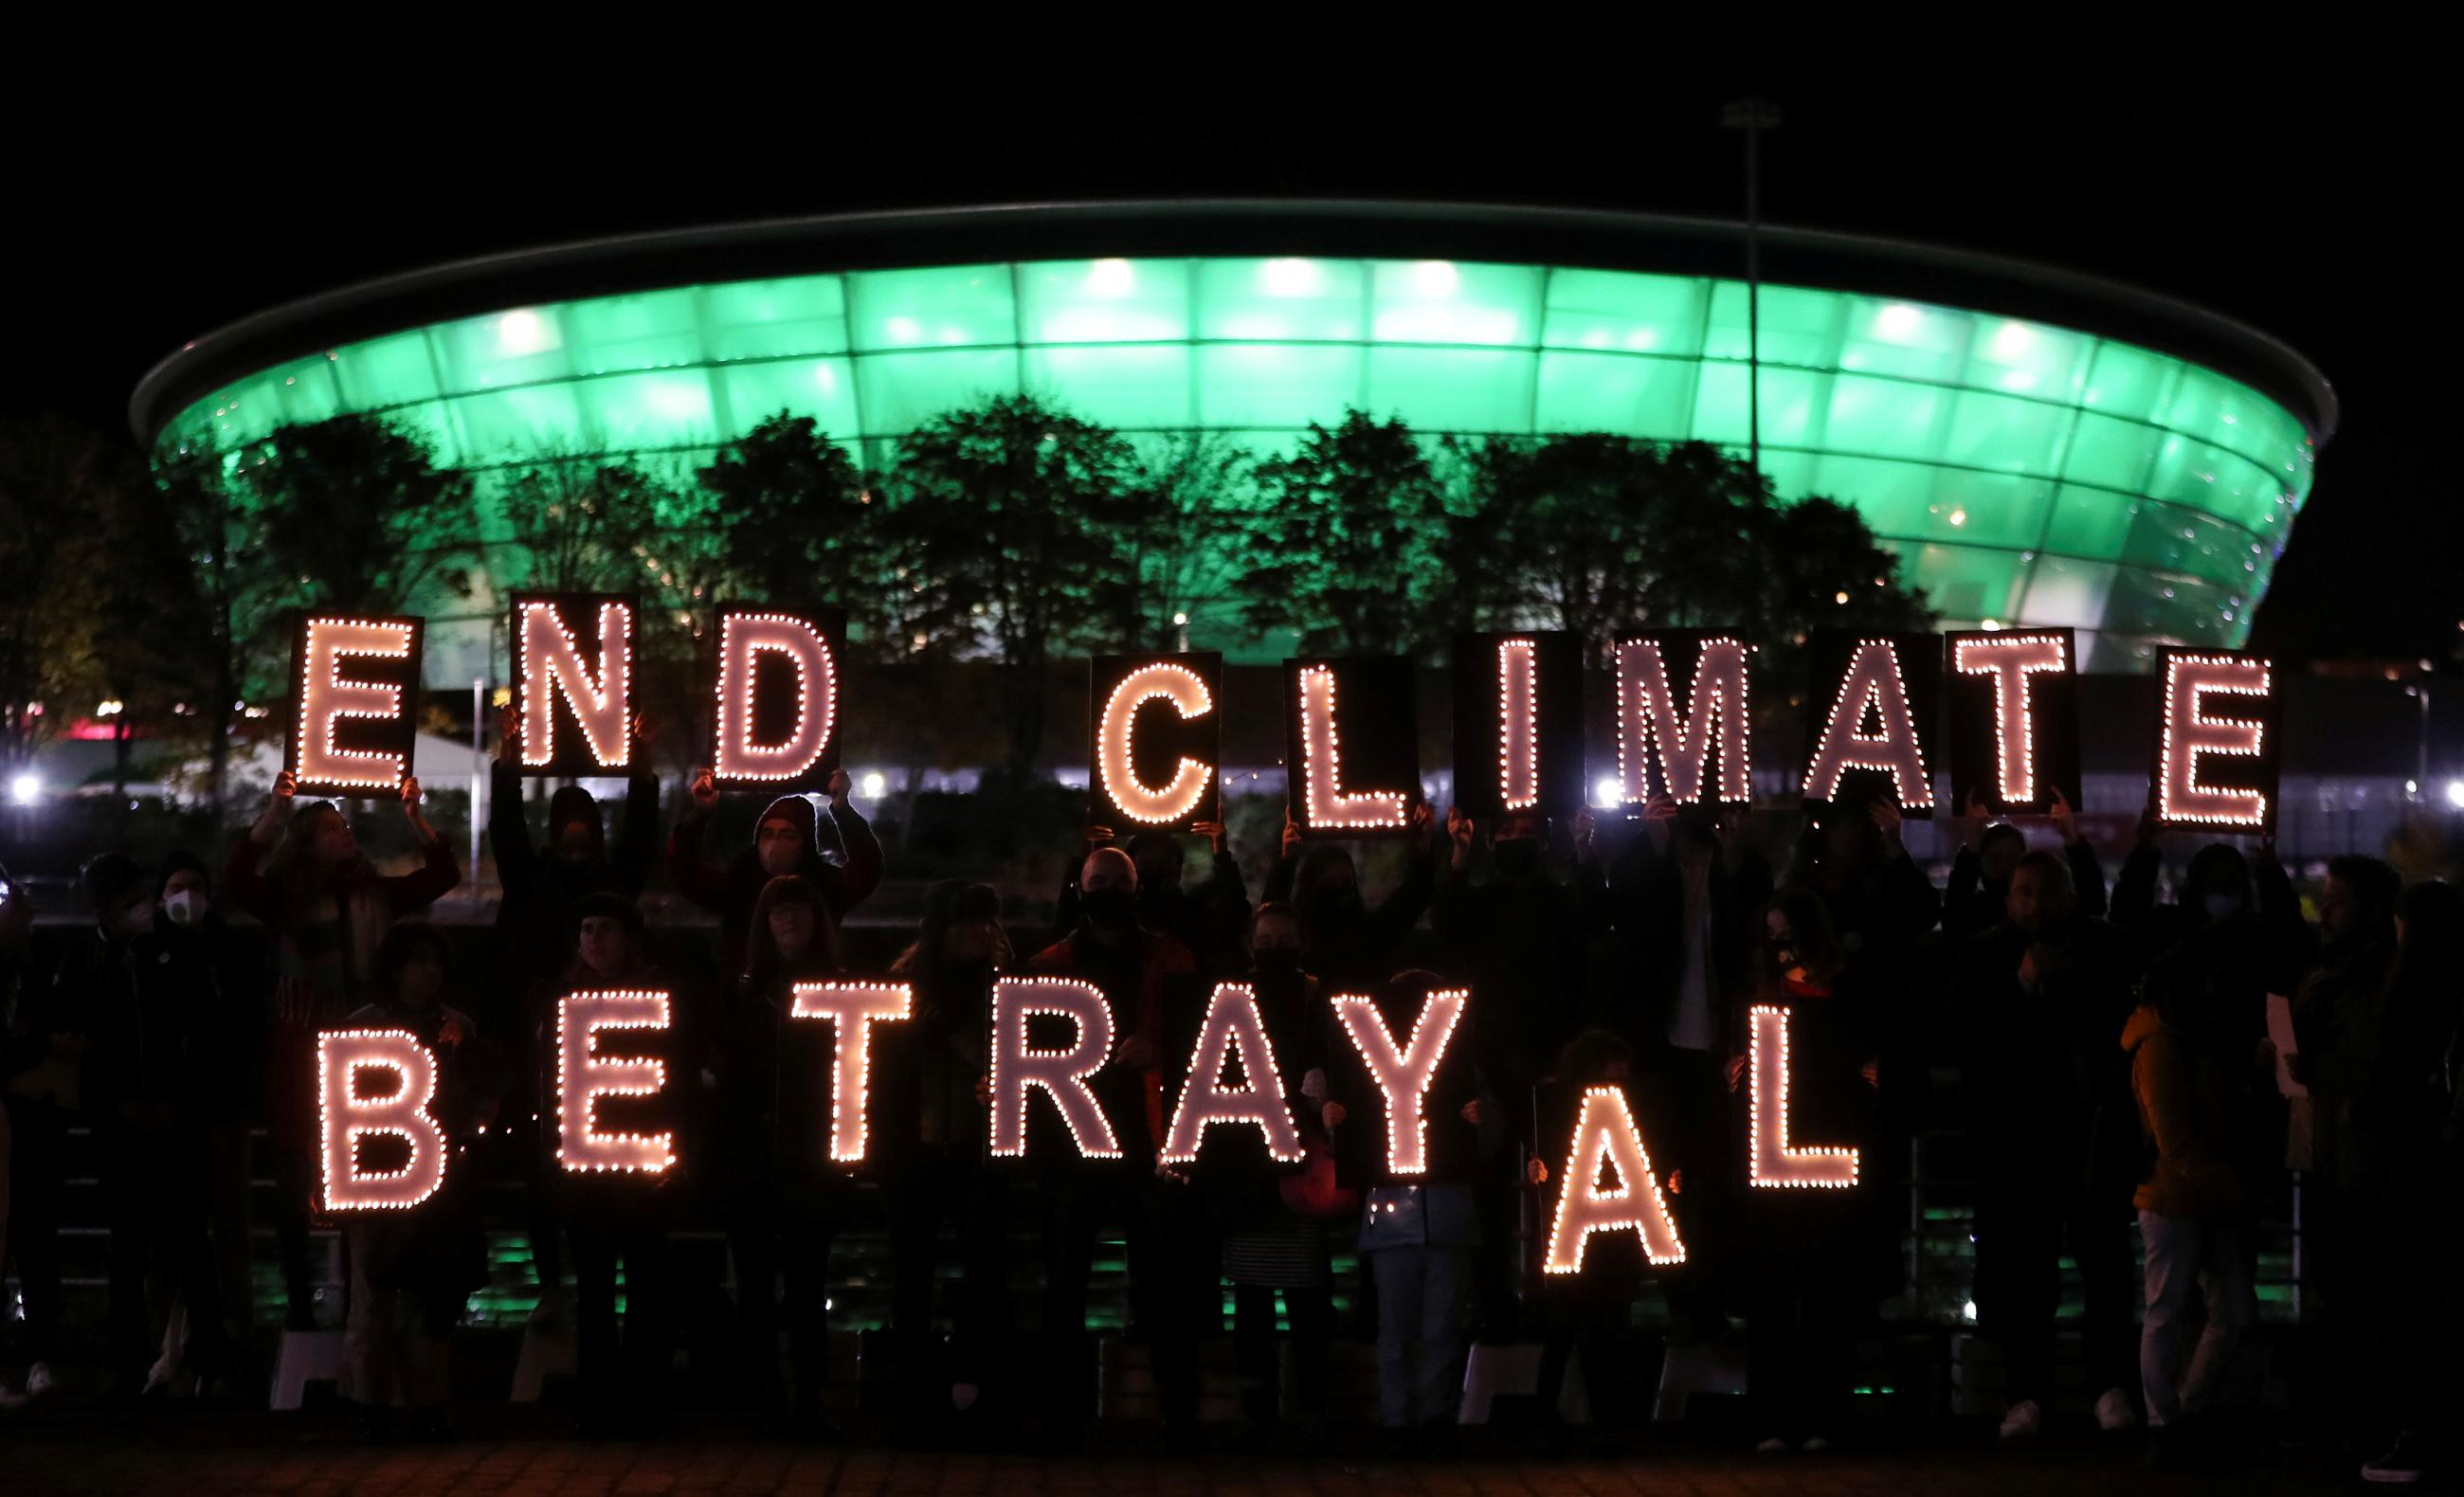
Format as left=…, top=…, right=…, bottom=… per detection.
left=157, top=255, right=2313, bottom=670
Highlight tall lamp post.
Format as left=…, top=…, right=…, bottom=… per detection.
left=1722, top=97, right=1784, bottom=477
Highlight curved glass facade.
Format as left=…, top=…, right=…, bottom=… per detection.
left=155, top=254, right=2315, bottom=674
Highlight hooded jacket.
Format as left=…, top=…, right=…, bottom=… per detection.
left=2123, top=1003, right=2252, bottom=1219
left=666, top=793, right=884, bottom=973
left=489, top=760, right=659, bottom=995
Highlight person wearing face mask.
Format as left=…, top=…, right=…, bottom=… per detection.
left=2111, top=795, right=2311, bottom=1042
left=1432, top=804, right=1610, bottom=1337
left=1952, top=851, right=2143, bottom=1438
left=1263, top=803, right=1439, bottom=994
left=882, top=881, right=1014, bottom=1445
left=1206, top=902, right=1340, bottom=1455
left=1052, top=822, right=1251, bottom=979
left=534, top=893, right=681, bottom=1437
left=711, top=875, right=851, bottom=1439
left=46, top=852, right=232, bottom=1398
left=339, top=925, right=506, bottom=1443
left=1943, top=788, right=2108, bottom=949
left=226, top=769, right=460, bottom=1330
left=2281, top=855, right=2402, bottom=1466
left=1730, top=891, right=1887, bottom=1455
left=1025, top=845, right=1204, bottom=1449
left=665, top=767, right=882, bottom=979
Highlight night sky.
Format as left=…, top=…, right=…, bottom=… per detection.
left=13, top=81, right=2441, bottom=664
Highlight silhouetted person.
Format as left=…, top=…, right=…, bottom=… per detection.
left=665, top=767, right=881, bottom=976
left=1953, top=850, right=2142, bottom=1437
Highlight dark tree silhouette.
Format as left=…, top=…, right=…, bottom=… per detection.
left=1113, top=432, right=1252, bottom=653
left=697, top=412, right=898, bottom=657
left=1444, top=434, right=1929, bottom=666
left=0, top=415, right=115, bottom=778
left=499, top=452, right=665, bottom=594
left=239, top=413, right=480, bottom=626
left=888, top=394, right=1142, bottom=780
left=1234, top=410, right=1446, bottom=658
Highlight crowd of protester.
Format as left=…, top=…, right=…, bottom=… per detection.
left=1, top=723, right=2459, bottom=1484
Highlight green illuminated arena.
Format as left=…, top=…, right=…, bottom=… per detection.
left=132, top=202, right=2333, bottom=677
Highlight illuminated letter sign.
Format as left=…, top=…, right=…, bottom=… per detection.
left=1330, top=988, right=1466, bottom=1178
left=512, top=593, right=635, bottom=778
left=317, top=1029, right=445, bottom=1212
left=713, top=605, right=842, bottom=791
left=788, top=981, right=912, bottom=1163
left=1283, top=657, right=1418, bottom=836
left=1450, top=633, right=1584, bottom=819
left=1946, top=628, right=2079, bottom=815
left=2153, top=648, right=2277, bottom=834
left=1160, top=983, right=1302, bottom=1165
left=555, top=989, right=676, bottom=1175
left=1802, top=631, right=1940, bottom=814
left=988, top=976, right=1122, bottom=1160
left=1541, top=1084, right=1687, bottom=1273
left=288, top=614, right=423, bottom=796
left=1088, top=653, right=1221, bottom=832
left=1616, top=632, right=1753, bottom=807
left=1747, top=1004, right=1858, bottom=1189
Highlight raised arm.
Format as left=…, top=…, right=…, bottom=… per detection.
left=820, top=769, right=884, bottom=915
left=663, top=768, right=733, bottom=915
left=487, top=755, right=535, bottom=898
left=383, top=778, right=462, bottom=916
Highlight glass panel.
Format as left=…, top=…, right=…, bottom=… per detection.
left=447, top=385, right=587, bottom=462
left=1194, top=344, right=1363, bottom=428
left=1364, top=347, right=1533, bottom=432
left=1900, top=542, right=2029, bottom=625
left=561, top=290, right=705, bottom=377
left=332, top=331, right=442, bottom=409
left=846, top=265, right=1016, bottom=352
left=716, top=358, right=861, bottom=442
left=1836, top=297, right=1968, bottom=383
left=2078, top=341, right=2178, bottom=424
left=1531, top=351, right=1694, bottom=438
left=1822, top=371, right=1948, bottom=460
left=1540, top=269, right=1709, bottom=357
left=1024, top=345, right=1193, bottom=429
left=1702, top=282, right=1846, bottom=370
left=2039, top=484, right=2140, bottom=561
left=2061, top=410, right=2162, bottom=492
left=2020, top=554, right=2120, bottom=629
left=1020, top=258, right=1190, bottom=344
left=433, top=307, right=573, bottom=392
left=1195, top=258, right=1366, bottom=342
left=2120, top=501, right=2263, bottom=593
left=1961, top=316, right=2089, bottom=402
left=1368, top=260, right=1540, bottom=347
left=852, top=348, right=1021, bottom=434
left=1942, top=388, right=2069, bottom=475
left=703, top=276, right=851, bottom=361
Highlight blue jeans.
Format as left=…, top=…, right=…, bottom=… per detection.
left=2137, top=1210, right=2253, bottom=1426
left=1369, top=1244, right=1471, bottom=1428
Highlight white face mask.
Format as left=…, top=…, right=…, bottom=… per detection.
left=162, top=891, right=201, bottom=928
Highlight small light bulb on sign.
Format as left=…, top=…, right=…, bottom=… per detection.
left=1096, top=661, right=1215, bottom=825
left=1747, top=1004, right=1858, bottom=1189
left=715, top=610, right=838, bottom=785
left=988, top=977, right=1122, bottom=1160
left=1541, top=1084, right=1686, bottom=1273
left=788, top=981, right=912, bottom=1163
left=1495, top=640, right=1540, bottom=813
left=1617, top=636, right=1751, bottom=805
left=296, top=617, right=416, bottom=792
left=1160, top=983, right=1303, bottom=1165
left=317, top=1029, right=446, bottom=1212
left=1296, top=664, right=1406, bottom=831
left=555, top=990, right=676, bottom=1175
left=1952, top=633, right=2068, bottom=807
left=1329, top=988, right=1466, bottom=1177
left=2157, top=652, right=2273, bottom=830
left=518, top=600, right=634, bottom=771
left=1803, top=638, right=1934, bottom=810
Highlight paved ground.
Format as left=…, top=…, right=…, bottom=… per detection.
left=0, top=1408, right=2381, bottom=1496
